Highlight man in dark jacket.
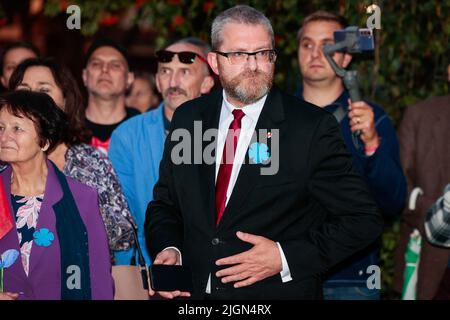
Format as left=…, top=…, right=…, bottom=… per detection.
left=145, top=5, right=383, bottom=300
left=394, top=63, right=450, bottom=299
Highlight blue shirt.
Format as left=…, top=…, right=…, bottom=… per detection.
left=109, top=104, right=166, bottom=265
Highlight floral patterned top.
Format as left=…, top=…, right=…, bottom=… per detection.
left=11, top=194, right=44, bottom=276
left=64, top=144, right=136, bottom=252
left=0, top=143, right=136, bottom=257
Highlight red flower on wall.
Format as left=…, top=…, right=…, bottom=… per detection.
left=59, top=0, right=69, bottom=11
left=100, top=14, right=120, bottom=27
left=135, top=0, right=146, bottom=8
left=171, top=15, right=185, bottom=28
left=203, top=2, right=214, bottom=12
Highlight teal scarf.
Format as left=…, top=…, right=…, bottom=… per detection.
left=52, top=163, right=91, bottom=300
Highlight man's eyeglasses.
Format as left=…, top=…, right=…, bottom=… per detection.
left=213, top=49, right=277, bottom=65
left=156, top=50, right=208, bottom=64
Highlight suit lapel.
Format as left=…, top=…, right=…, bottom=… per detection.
left=197, top=91, right=223, bottom=230
left=216, top=87, right=286, bottom=231
left=28, top=161, right=63, bottom=275
left=0, top=164, right=62, bottom=283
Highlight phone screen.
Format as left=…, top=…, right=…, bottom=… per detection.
left=150, top=265, right=193, bottom=292
left=333, top=28, right=374, bottom=52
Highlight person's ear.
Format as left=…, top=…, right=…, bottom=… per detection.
left=200, top=75, right=214, bottom=94
left=126, top=71, right=135, bottom=90
left=0, top=75, right=7, bottom=88
left=82, top=69, right=87, bottom=86
left=155, top=72, right=162, bottom=94
left=207, top=52, right=220, bottom=76
left=342, top=53, right=352, bottom=68
left=41, top=141, right=50, bottom=152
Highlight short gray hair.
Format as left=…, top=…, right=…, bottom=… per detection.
left=211, top=5, right=274, bottom=50
left=170, top=37, right=211, bottom=58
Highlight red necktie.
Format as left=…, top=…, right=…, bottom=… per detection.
left=215, top=109, right=245, bottom=226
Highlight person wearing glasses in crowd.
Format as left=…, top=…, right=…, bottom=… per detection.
left=108, top=37, right=214, bottom=265
left=82, top=38, right=140, bottom=155
left=145, top=5, right=382, bottom=300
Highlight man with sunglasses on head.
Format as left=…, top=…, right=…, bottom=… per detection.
left=145, top=5, right=382, bottom=300
left=109, top=37, right=214, bottom=265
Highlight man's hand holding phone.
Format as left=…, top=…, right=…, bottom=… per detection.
left=149, top=248, right=192, bottom=299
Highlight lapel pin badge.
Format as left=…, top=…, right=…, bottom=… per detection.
left=267, top=131, right=272, bottom=139
left=248, top=142, right=270, bottom=164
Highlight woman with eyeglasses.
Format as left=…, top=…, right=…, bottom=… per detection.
left=0, top=91, right=113, bottom=299
left=7, top=58, right=136, bottom=265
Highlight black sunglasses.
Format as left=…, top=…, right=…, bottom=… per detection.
left=155, top=50, right=208, bottom=64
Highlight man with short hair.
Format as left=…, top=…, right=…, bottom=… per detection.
left=1, top=41, right=39, bottom=91
left=82, top=38, right=139, bottom=154
left=296, top=11, right=406, bottom=300
left=145, top=5, right=382, bottom=300
left=109, top=37, right=214, bottom=265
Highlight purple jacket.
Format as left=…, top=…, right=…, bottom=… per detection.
left=0, top=160, right=114, bottom=300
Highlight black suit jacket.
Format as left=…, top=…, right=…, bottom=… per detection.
left=145, top=87, right=383, bottom=300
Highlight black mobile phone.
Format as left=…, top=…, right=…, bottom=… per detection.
left=149, top=265, right=193, bottom=292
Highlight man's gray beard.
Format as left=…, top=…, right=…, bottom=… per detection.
left=222, top=69, right=274, bottom=105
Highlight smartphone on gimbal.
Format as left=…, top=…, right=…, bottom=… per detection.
left=333, top=27, right=375, bottom=53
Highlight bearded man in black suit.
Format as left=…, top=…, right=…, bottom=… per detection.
left=145, top=4, right=383, bottom=300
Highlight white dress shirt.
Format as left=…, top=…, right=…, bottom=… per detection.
left=163, top=91, right=292, bottom=293
left=204, top=91, right=292, bottom=293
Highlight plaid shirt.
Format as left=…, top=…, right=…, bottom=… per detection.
left=425, top=184, right=450, bottom=247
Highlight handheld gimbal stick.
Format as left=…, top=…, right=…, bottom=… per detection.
left=323, top=26, right=364, bottom=136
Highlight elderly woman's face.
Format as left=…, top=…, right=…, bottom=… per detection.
left=16, top=66, right=65, bottom=109
left=0, top=108, right=44, bottom=163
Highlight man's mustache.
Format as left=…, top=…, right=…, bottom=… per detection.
left=165, top=87, right=187, bottom=96
left=239, top=69, right=266, bottom=79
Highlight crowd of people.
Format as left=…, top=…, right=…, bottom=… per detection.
left=0, top=5, right=448, bottom=300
